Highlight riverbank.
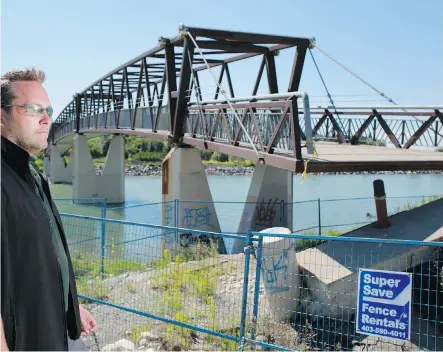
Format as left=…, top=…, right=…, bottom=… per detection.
left=95, top=164, right=443, bottom=177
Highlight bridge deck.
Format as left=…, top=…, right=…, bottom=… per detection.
left=303, top=142, right=443, bottom=173
left=54, top=128, right=443, bottom=173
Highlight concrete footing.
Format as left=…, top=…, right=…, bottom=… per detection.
left=232, top=163, right=293, bottom=254
left=161, top=146, right=225, bottom=254
left=72, top=134, right=125, bottom=204
left=293, top=198, right=443, bottom=348
left=260, top=227, right=299, bottom=322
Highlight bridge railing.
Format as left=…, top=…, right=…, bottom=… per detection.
left=61, top=214, right=443, bottom=351
left=52, top=102, right=442, bottom=150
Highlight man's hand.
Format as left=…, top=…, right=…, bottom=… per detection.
left=1, top=318, right=9, bottom=351
left=79, top=305, right=98, bottom=337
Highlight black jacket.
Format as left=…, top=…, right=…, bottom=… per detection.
left=1, top=137, right=81, bottom=350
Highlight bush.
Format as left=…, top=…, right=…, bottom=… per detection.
left=200, top=150, right=213, bottom=161
left=210, top=152, right=229, bottom=162
left=131, top=152, right=164, bottom=162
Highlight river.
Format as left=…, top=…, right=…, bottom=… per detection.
left=50, top=173, right=443, bottom=257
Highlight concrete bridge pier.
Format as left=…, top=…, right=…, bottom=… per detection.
left=161, top=146, right=226, bottom=254
left=72, top=134, right=125, bottom=204
left=43, top=156, right=50, bottom=177
left=232, top=163, right=294, bottom=254
left=49, top=145, right=73, bottom=184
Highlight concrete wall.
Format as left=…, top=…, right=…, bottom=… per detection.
left=50, top=145, right=73, bottom=184
left=161, top=146, right=224, bottom=254
left=72, top=134, right=125, bottom=204
left=232, top=164, right=293, bottom=254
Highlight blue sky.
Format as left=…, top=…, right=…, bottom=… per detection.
left=2, top=0, right=442, bottom=118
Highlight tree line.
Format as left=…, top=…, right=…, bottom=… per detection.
left=62, top=135, right=252, bottom=165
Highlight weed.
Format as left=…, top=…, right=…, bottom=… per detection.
left=77, top=278, right=110, bottom=302
left=166, top=312, right=192, bottom=349
left=71, top=252, right=146, bottom=280
left=390, top=195, right=443, bottom=215
left=126, top=282, right=136, bottom=294
left=130, top=321, right=152, bottom=343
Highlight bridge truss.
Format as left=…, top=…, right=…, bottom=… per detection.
left=49, top=25, right=443, bottom=173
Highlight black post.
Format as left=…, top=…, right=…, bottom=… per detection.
left=373, top=179, right=390, bottom=228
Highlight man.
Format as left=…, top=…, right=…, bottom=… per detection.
left=1, top=68, right=98, bottom=351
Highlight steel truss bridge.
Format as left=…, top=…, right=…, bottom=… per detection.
left=48, top=25, right=443, bottom=173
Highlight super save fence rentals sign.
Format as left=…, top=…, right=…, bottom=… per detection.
left=356, top=268, right=412, bottom=341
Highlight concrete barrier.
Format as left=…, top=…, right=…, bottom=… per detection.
left=260, top=227, right=300, bottom=322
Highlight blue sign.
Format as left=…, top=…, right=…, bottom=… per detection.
left=356, top=268, right=412, bottom=341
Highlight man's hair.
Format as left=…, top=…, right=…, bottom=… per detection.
left=1, top=68, right=46, bottom=110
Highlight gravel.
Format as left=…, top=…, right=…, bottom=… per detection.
left=94, top=165, right=443, bottom=177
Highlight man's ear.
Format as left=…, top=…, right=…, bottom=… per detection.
left=0, top=107, right=8, bottom=130
left=0, top=108, right=4, bottom=128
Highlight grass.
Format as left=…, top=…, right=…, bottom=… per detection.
left=148, top=239, right=240, bottom=350
left=71, top=252, right=147, bottom=280
left=130, top=321, right=152, bottom=344
left=72, top=237, right=237, bottom=349
left=390, top=195, right=442, bottom=215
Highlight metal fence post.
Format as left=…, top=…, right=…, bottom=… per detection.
left=239, top=230, right=253, bottom=350
left=280, top=200, right=285, bottom=227
left=250, top=231, right=263, bottom=347
left=174, top=199, right=179, bottom=244
left=100, top=198, right=107, bottom=278
left=318, top=198, right=322, bottom=235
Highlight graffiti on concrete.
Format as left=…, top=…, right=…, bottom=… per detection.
left=182, top=206, right=214, bottom=229
left=261, top=240, right=295, bottom=295
left=164, top=202, right=174, bottom=226
left=164, top=231, right=177, bottom=247
left=254, top=197, right=279, bottom=228
left=163, top=202, right=177, bottom=249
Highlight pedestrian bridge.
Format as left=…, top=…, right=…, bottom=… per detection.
left=47, top=25, right=443, bottom=174
left=44, top=25, right=443, bottom=228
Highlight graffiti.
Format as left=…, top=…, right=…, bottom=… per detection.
left=179, top=233, right=212, bottom=247
left=164, top=231, right=177, bottom=247
left=238, top=211, right=252, bottom=232
left=254, top=197, right=279, bottom=228
left=182, top=206, right=214, bottom=229
left=164, top=203, right=174, bottom=226
left=261, top=241, right=295, bottom=295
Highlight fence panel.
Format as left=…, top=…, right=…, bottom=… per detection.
left=60, top=196, right=443, bottom=351
left=54, top=198, right=107, bottom=218
left=247, top=231, right=443, bottom=351
left=62, top=214, right=250, bottom=351
left=107, top=201, right=168, bottom=224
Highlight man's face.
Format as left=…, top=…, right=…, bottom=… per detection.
left=1, top=81, right=52, bottom=155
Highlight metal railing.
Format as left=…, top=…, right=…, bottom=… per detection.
left=61, top=214, right=443, bottom=351
left=51, top=104, right=443, bottom=150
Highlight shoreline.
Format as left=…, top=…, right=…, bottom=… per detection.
left=95, top=164, right=443, bottom=177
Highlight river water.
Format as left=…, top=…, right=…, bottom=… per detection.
left=51, top=173, right=443, bottom=257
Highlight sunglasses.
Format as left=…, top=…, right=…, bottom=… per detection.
left=2, top=104, right=53, bottom=119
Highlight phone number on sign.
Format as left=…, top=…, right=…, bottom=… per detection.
left=360, top=325, right=406, bottom=339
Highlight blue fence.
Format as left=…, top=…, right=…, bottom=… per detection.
left=54, top=197, right=108, bottom=218
left=62, top=194, right=442, bottom=237
left=61, top=213, right=443, bottom=351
